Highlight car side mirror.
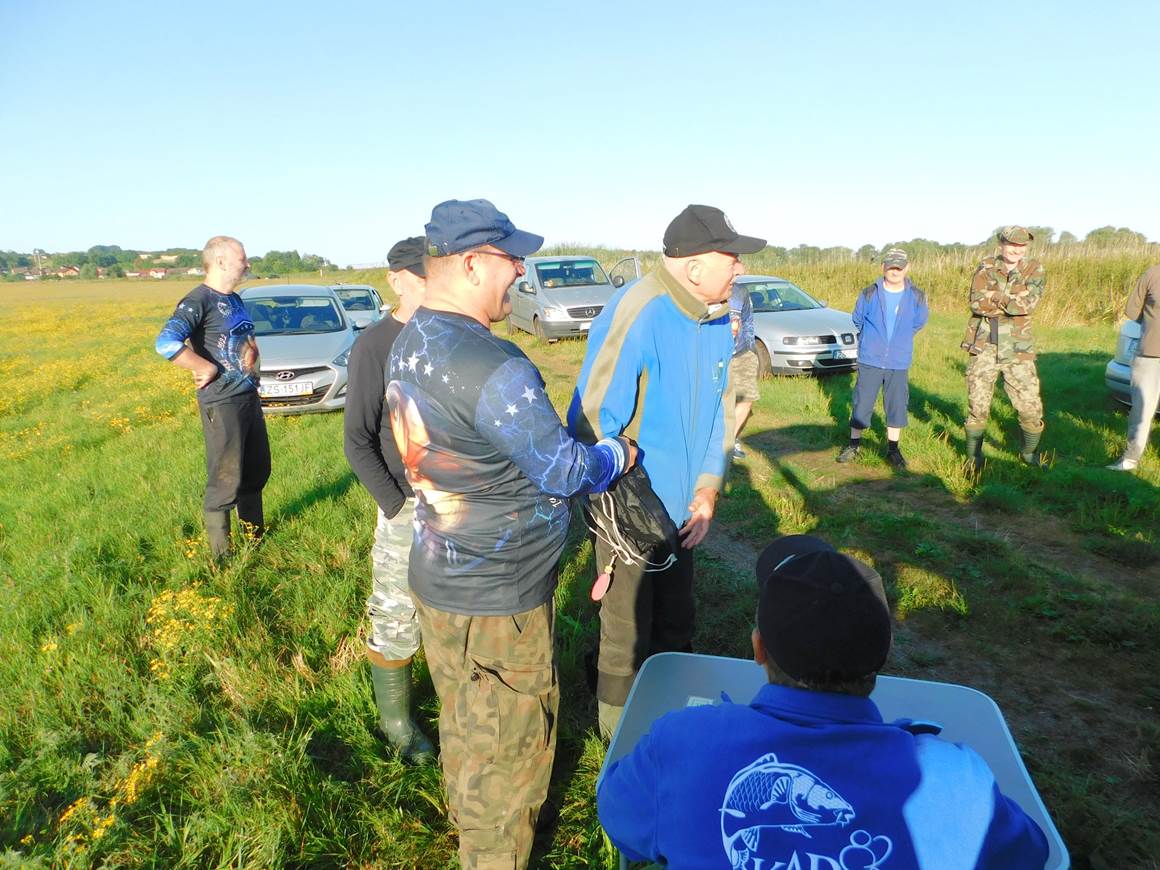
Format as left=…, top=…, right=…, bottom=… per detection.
left=612, top=275, right=624, bottom=288
left=518, top=281, right=533, bottom=294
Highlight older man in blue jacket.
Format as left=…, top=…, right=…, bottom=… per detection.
left=837, top=248, right=929, bottom=470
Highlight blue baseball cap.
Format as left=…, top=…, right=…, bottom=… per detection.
left=425, top=198, right=544, bottom=258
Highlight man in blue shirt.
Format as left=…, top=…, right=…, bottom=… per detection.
left=155, top=236, right=269, bottom=561
left=837, top=248, right=929, bottom=470
left=597, top=535, right=1049, bottom=869
left=386, top=199, right=636, bottom=869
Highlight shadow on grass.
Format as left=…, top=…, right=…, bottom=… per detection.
left=275, top=470, right=357, bottom=526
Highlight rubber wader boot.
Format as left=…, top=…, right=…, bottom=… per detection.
left=598, top=700, right=624, bottom=741
left=370, top=661, right=435, bottom=763
left=204, top=510, right=232, bottom=562
left=236, top=493, right=265, bottom=541
left=964, top=426, right=985, bottom=472
left=1020, top=427, right=1045, bottom=466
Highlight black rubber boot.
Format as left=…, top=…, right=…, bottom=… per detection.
left=964, top=426, right=985, bottom=472
left=236, top=493, right=265, bottom=542
left=204, top=510, right=232, bottom=562
left=370, top=661, right=435, bottom=763
left=1020, top=427, right=1045, bottom=467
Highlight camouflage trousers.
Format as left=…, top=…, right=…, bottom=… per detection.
left=415, top=596, right=558, bottom=870
left=965, top=349, right=1044, bottom=431
left=365, top=502, right=421, bottom=660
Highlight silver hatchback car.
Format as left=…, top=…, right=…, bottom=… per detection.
left=241, top=284, right=356, bottom=414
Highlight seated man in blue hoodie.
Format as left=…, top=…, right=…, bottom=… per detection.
left=838, top=248, right=929, bottom=469
left=597, top=535, right=1049, bottom=870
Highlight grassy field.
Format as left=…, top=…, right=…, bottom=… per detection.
left=1, top=275, right=1157, bottom=869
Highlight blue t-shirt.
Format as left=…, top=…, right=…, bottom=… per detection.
left=729, top=283, right=756, bottom=355
left=155, top=284, right=258, bottom=405
left=883, top=287, right=904, bottom=343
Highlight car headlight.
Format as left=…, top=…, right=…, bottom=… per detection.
left=542, top=307, right=570, bottom=321
left=333, top=347, right=352, bottom=367
left=782, top=336, right=798, bottom=346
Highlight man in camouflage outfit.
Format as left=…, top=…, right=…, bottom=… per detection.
left=961, top=226, right=1046, bottom=468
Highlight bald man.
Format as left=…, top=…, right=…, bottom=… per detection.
left=155, top=236, right=270, bottom=561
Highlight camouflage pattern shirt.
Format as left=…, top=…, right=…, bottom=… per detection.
left=960, top=256, right=1045, bottom=362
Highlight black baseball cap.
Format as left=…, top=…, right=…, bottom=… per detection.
left=756, top=535, right=892, bottom=683
left=662, top=204, right=766, bottom=258
left=424, top=198, right=544, bottom=258
left=387, top=236, right=426, bottom=277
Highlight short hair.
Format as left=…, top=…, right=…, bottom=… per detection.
left=202, top=235, right=243, bottom=271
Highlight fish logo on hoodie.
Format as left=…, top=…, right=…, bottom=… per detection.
left=720, top=752, right=855, bottom=869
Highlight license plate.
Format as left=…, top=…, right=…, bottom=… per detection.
left=835, top=348, right=857, bottom=359
left=260, top=380, right=313, bottom=398
left=580, top=321, right=591, bottom=331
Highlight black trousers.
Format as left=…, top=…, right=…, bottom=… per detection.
left=594, top=534, right=695, bottom=706
left=198, top=392, right=271, bottom=513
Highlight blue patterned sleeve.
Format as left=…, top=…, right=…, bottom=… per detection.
left=476, top=356, right=625, bottom=496
left=155, top=293, right=202, bottom=359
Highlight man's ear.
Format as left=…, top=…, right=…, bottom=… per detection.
left=685, top=257, right=703, bottom=286
left=752, top=627, right=768, bottom=665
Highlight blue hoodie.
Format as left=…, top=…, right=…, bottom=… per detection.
left=853, top=279, right=929, bottom=370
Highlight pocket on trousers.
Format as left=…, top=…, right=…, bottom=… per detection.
left=464, top=658, right=555, bottom=764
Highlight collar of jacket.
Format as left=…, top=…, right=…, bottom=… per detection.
left=749, top=682, right=884, bottom=726
left=655, top=263, right=728, bottom=322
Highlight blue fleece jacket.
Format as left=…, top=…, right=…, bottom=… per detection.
left=598, top=682, right=1049, bottom=870
left=568, top=266, right=733, bottom=526
left=852, top=279, right=929, bottom=370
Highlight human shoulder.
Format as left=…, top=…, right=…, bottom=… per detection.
left=908, top=282, right=927, bottom=305
left=859, top=282, right=879, bottom=299
left=352, top=315, right=403, bottom=362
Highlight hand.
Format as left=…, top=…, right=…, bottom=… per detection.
left=618, top=436, right=639, bottom=471
left=192, top=359, right=219, bottom=389
left=678, top=487, right=717, bottom=549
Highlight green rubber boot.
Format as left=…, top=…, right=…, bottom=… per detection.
left=370, top=661, right=435, bottom=763
left=1020, top=427, right=1045, bottom=467
left=203, top=510, right=232, bottom=562
left=964, top=426, right=986, bottom=472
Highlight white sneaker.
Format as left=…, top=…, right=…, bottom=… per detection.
left=1105, top=458, right=1139, bottom=471
left=732, top=442, right=745, bottom=459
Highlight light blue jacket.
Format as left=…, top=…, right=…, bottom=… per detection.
left=568, top=267, right=734, bottom=525
left=853, top=278, right=929, bottom=370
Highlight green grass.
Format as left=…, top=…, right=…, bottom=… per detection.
left=2, top=279, right=1158, bottom=868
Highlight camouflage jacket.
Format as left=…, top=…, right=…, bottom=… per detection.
left=960, top=256, right=1045, bottom=361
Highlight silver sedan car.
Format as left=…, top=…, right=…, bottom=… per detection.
left=1105, top=319, right=1139, bottom=408
left=240, top=284, right=356, bottom=414
left=740, top=276, right=858, bottom=376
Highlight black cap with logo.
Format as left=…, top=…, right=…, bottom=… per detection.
left=387, top=236, right=427, bottom=277
left=662, top=204, right=766, bottom=258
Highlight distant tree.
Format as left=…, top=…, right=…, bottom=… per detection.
left=1026, top=226, right=1054, bottom=243
left=1056, top=231, right=1078, bottom=245
left=79, top=263, right=98, bottom=279
left=1084, top=225, right=1147, bottom=246
left=856, top=244, right=878, bottom=261
left=106, top=264, right=125, bottom=278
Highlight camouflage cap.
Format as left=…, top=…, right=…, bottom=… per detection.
left=881, top=248, right=909, bottom=268
left=998, top=226, right=1034, bottom=245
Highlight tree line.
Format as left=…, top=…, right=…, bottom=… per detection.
left=0, top=245, right=337, bottom=280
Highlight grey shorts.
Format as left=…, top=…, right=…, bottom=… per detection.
left=731, top=350, right=760, bottom=403
left=851, top=365, right=910, bottom=430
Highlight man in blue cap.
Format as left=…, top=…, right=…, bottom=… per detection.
left=385, top=199, right=636, bottom=869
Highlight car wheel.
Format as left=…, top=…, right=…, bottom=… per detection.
left=533, top=317, right=555, bottom=344
left=754, top=340, right=772, bottom=379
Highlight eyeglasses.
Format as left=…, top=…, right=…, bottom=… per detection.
left=472, top=250, right=525, bottom=267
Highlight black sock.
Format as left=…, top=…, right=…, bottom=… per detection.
left=887, top=438, right=900, bottom=453
left=849, top=435, right=862, bottom=448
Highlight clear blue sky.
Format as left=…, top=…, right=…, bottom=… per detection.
left=3, top=0, right=1158, bottom=265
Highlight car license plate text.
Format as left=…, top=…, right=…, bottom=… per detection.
left=260, top=380, right=314, bottom=398
left=835, top=348, right=857, bottom=359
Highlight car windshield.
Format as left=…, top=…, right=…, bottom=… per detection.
left=244, top=296, right=346, bottom=335
left=534, top=259, right=609, bottom=288
left=744, top=281, right=823, bottom=313
left=333, top=288, right=378, bottom=311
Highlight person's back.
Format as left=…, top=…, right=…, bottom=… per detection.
left=597, top=535, right=1048, bottom=869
